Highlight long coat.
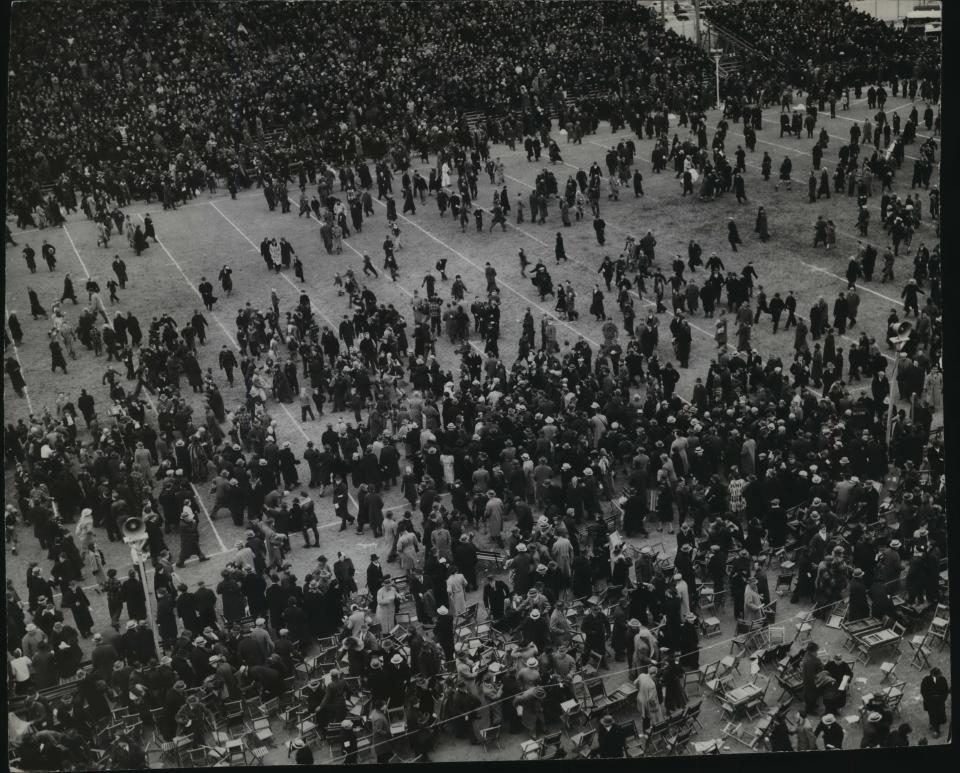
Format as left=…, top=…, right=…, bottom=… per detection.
left=446, top=573, right=468, bottom=616
left=484, top=497, right=504, bottom=538
left=634, top=672, right=665, bottom=725
left=376, top=585, right=397, bottom=631
left=61, top=585, right=94, bottom=634
left=920, top=674, right=950, bottom=726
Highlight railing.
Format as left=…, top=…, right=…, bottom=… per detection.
left=701, top=17, right=771, bottom=61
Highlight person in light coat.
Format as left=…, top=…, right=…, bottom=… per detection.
left=398, top=529, right=421, bottom=573
left=376, top=580, right=398, bottom=631
left=133, top=441, right=153, bottom=480
left=743, top=576, right=765, bottom=625
left=550, top=531, right=574, bottom=580
left=446, top=568, right=468, bottom=617
left=673, top=574, right=691, bottom=618
left=484, top=492, right=504, bottom=545
left=634, top=666, right=665, bottom=730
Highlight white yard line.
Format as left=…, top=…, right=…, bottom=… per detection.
left=62, top=225, right=91, bottom=278
left=208, top=201, right=340, bottom=330
left=368, top=197, right=602, bottom=347
left=136, top=213, right=313, bottom=444
left=799, top=261, right=903, bottom=306
left=190, top=483, right=229, bottom=553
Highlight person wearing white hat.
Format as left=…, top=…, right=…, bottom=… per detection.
left=518, top=655, right=541, bottom=688
left=291, top=736, right=313, bottom=764
left=434, top=604, right=454, bottom=661
left=506, top=542, right=534, bottom=596
left=876, top=539, right=903, bottom=593
left=815, top=713, right=845, bottom=748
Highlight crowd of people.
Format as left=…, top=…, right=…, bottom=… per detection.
left=7, top=0, right=714, bottom=222
left=707, top=0, right=942, bottom=104
left=4, top=0, right=950, bottom=768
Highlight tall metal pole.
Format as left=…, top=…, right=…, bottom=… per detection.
left=886, top=351, right=901, bottom=460
left=715, top=55, right=722, bottom=109
left=132, top=544, right=163, bottom=660
left=693, top=0, right=702, bottom=48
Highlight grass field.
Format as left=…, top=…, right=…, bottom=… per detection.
left=2, top=94, right=947, bottom=759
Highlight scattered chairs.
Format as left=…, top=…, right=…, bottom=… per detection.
left=245, top=714, right=274, bottom=746
left=684, top=699, right=704, bottom=729
left=519, top=739, right=543, bottom=760
left=928, top=603, right=950, bottom=650
left=744, top=675, right=771, bottom=719
left=683, top=669, right=702, bottom=696
left=879, top=653, right=901, bottom=684
left=539, top=731, right=565, bottom=760
left=701, top=616, right=722, bottom=638
left=909, top=632, right=933, bottom=670
left=479, top=724, right=502, bottom=752
left=663, top=725, right=693, bottom=756
left=569, top=727, right=597, bottom=758
left=794, top=612, right=815, bottom=643
left=560, top=698, right=588, bottom=737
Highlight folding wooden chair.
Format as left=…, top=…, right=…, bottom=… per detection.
left=698, top=585, right=717, bottom=616
left=909, top=632, right=933, bottom=670
left=519, top=739, right=544, bottom=759
left=354, top=732, right=375, bottom=763
left=297, top=715, right=320, bottom=747
left=569, top=727, right=596, bottom=758
left=586, top=679, right=613, bottom=716
left=387, top=706, right=406, bottom=736
left=744, top=675, right=771, bottom=719
left=560, top=698, right=588, bottom=737
left=245, top=715, right=274, bottom=746
left=580, top=650, right=603, bottom=681
left=664, top=726, right=693, bottom=756
left=701, top=615, right=722, bottom=638
left=928, top=604, right=950, bottom=650
left=644, top=717, right=672, bottom=755
left=697, top=661, right=720, bottom=693
left=480, top=724, right=502, bottom=752
left=539, top=731, right=565, bottom=759
left=717, top=653, right=741, bottom=678
left=885, top=681, right=906, bottom=717
left=181, top=747, right=212, bottom=767
left=684, top=699, right=704, bottom=729
left=622, top=719, right=644, bottom=758
left=794, top=612, right=814, bottom=642
left=223, top=738, right=248, bottom=765
left=247, top=744, right=269, bottom=765
left=879, top=653, right=901, bottom=684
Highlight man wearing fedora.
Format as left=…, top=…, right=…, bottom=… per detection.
left=815, top=713, right=844, bottom=749
left=366, top=553, right=384, bottom=613
left=920, top=667, right=950, bottom=738
left=291, top=737, right=313, bottom=765
left=594, top=713, right=626, bottom=757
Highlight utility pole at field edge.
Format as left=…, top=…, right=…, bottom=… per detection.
left=693, top=0, right=702, bottom=48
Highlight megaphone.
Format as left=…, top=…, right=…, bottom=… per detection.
left=888, top=321, right=912, bottom=351
left=122, top=516, right=147, bottom=544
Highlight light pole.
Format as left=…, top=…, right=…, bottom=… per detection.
left=886, top=329, right=911, bottom=462
left=710, top=49, right=722, bottom=109
left=693, top=0, right=702, bottom=48
left=124, top=519, right=163, bottom=660
left=886, top=351, right=901, bottom=457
